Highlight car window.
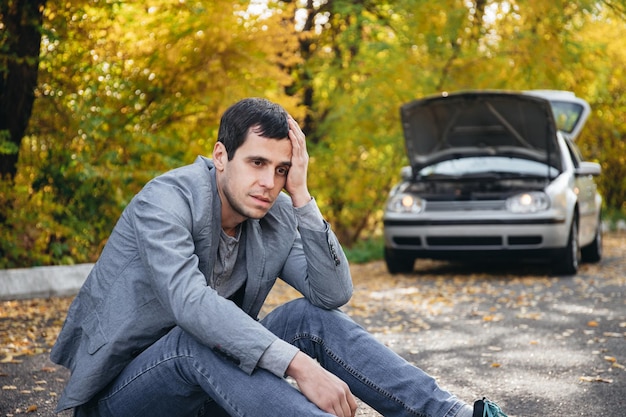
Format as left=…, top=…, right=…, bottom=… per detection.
left=419, top=156, right=559, bottom=177
left=550, top=100, right=586, bottom=134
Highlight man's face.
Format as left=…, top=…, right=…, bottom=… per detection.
left=214, top=128, right=292, bottom=224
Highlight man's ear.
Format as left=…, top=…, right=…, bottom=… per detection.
left=213, top=142, right=227, bottom=171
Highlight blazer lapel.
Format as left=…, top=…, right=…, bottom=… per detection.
left=197, top=167, right=221, bottom=285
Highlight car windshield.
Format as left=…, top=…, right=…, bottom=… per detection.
left=550, top=100, right=585, bottom=134
left=418, top=156, right=559, bottom=178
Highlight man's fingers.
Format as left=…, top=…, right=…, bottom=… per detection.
left=339, top=397, right=354, bottom=417
left=347, top=391, right=358, bottom=416
left=288, top=115, right=303, bottom=134
left=331, top=379, right=357, bottom=417
left=287, top=117, right=306, bottom=149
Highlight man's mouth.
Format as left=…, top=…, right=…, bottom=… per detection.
left=250, top=194, right=272, bottom=206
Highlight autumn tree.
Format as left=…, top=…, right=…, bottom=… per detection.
left=0, top=0, right=302, bottom=267
left=0, top=0, right=45, bottom=178
left=2, top=0, right=626, bottom=267
left=282, top=0, right=626, bottom=244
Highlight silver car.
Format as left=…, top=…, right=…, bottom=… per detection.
left=383, top=90, right=603, bottom=275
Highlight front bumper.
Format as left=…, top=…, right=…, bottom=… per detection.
left=383, top=213, right=570, bottom=259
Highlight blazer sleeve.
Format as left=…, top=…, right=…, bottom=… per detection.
left=278, top=199, right=353, bottom=309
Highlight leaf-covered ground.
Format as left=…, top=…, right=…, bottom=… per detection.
left=1, top=233, right=625, bottom=416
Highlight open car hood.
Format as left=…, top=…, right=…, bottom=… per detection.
left=400, top=91, right=563, bottom=172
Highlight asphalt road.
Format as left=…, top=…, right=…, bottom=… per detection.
left=1, top=233, right=625, bottom=416
left=344, top=233, right=626, bottom=417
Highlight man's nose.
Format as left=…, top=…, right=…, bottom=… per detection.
left=258, top=168, right=275, bottom=188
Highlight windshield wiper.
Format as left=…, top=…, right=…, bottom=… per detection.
left=420, top=171, right=545, bottom=181
left=418, top=173, right=461, bottom=180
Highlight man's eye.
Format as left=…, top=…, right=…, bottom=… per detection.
left=276, top=167, right=289, bottom=176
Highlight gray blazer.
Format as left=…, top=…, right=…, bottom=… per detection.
left=50, top=156, right=353, bottom=411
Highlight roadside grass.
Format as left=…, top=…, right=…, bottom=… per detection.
left=344, top=237, right=384, bottom=264
left=602, top=206, right=626, bottom=231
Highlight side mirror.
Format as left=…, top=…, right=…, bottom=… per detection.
left=576, top=161, right=601, bottom=176
left=400, top=166, right=412, bottom=181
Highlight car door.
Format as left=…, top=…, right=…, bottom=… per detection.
left=565, top=138, right=601, bottom=245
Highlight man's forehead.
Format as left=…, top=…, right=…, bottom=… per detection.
left=238, top=131, right=292, bottom=162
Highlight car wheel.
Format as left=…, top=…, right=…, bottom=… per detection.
left=384, top=248, right=415, bottom=274
left=581, top=219, right=602, bottom=263
left=552, top=219, right=580, bottom=276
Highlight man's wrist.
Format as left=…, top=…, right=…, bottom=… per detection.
left=291, top=191, right=312, bottom=208
left=286, top=351, right=315, bottom=379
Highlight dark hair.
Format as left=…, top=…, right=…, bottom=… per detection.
left=217, top=98, right=289, bottom=160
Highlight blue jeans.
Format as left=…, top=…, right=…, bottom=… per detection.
left=75, top=298, right=470, bottom=417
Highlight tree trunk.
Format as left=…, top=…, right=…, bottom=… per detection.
left=0, top=0, right=45, bottom=178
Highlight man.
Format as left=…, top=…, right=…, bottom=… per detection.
left=51, top=98, right=508, bottom=417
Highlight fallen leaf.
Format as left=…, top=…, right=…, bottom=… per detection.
left=579, top=376, right=613, bottom=383
left=482, top=314, right=503, bottom=322
left=516, top=312, right=542, bottom=320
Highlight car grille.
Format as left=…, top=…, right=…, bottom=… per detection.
left=425, top=200, right=506, bottom=211
left=393, top=237, right=423, bottom=246
left=392, top=235, right=543, bottom=247
left=427, top=236, right=502, bottom=246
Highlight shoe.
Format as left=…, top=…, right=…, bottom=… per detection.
left=473, top=398, right=508, bottom=417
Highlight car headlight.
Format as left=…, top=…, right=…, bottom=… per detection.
left=386, top=193, right=425, bottom=213
left=506, top=192, right=550, bottom=213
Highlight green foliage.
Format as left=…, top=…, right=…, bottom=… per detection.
left=0, top=130, right=18, bottom=155
left=602, top=207, right=626, bottom=231
left=2, top=0, right=626, bottom=267
left=0, top=0, right=302, bottom=267
left=343, top=237, right=385, bottom=264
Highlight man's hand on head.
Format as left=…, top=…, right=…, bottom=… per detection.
left=285, top=116, right=312, bottom=207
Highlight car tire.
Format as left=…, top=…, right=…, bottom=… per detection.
left=384, top=248, right=415, bottom=274
left=552, top=219, right=580, bottom=276
left=581, top=219, right=602, bottom=263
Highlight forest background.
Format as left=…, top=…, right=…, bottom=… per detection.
left=1, top=0, right=625, bottom=268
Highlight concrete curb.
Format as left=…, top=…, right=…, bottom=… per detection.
left=0, top=263, right=93, bottom=301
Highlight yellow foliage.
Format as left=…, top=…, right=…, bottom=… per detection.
left=2, top=0, right=626, bottom=266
